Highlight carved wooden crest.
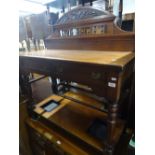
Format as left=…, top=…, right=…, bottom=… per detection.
left=56, top=6, right=106, bottom=24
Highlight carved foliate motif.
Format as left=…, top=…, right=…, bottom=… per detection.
left=57, top=7, right=106, bottom=24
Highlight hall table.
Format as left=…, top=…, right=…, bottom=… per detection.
left=19, top=49, right=134, bottom=155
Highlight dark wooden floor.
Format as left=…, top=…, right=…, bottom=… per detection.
left=30, top=74, right=133, bottom=155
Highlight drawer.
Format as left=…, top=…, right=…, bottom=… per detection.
left=53, top=61, right=108, bottom=88
left=30, top=129, right=46, bottom=148
left=20, top=57, right=108, bottom=86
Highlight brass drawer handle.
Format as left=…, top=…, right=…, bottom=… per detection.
left=91, top=72, right=101, bottom=80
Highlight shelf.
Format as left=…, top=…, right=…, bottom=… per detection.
left=34, top=94, right=125, bottom=153
left=47, top=98, right=124, bottom=153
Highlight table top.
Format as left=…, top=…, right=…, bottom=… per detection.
left=19, top=49, right=134, bottom=68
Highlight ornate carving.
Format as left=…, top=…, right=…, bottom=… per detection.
left=55, top=23, right=107, bottom=38
left=48, top=6, right=115, bottom=38
left=57, top=7, right=106, bottom=24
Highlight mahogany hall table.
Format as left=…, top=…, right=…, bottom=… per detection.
left=19, top=49, right=134, bottom=155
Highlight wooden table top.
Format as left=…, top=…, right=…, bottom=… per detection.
left=19, top=49, right=134, bottom=68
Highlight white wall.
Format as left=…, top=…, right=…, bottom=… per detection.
left=123, top=0, right=135, bottom=14
left=113, top=0, right=135, bottom=16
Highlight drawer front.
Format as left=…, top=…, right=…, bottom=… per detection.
left=20, top=56, right=120, bottom=101
left=20, top=57, right=55, bottom=75
left=30, top=129, right=46, bottom=148
left=20, top=57, right=108, bottom=88
left=54, top=61, right=107, bottom=85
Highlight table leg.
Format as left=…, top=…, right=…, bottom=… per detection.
left=51, top=77, right=58, bottom=94
left=106, top=102, right=119, bottom=155
left=19, top=72, right=32, bottom=99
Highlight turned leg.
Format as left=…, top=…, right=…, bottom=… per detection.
left=19, top=72, right=32, bottom=99
left=106, top=102, right=119, bottom=155
left=51, top=77, right=58, bottom=94
left=20, top=72, right=37, bottom=118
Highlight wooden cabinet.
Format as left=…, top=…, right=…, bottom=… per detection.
left=28, top=121, right=67, bottom=155
left=27, top=118, right=92, bottom=155
left=20, top=49, right=134, bottom=155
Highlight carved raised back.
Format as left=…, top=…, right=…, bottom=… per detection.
left=45, top=6, right=135, bottom=51
left=57, top=6, right=107, bottom=25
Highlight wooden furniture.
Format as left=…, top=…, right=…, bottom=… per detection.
left=20, top=50, right=134, bottom=103
left=122, top=13, right=135, bottom=32
left=20, top=99, right=33, bottom=155
left=19, top=6, right=135, bottom=155
left=20, top=50, right=134, bottom=155
left=31, top=94, right=125, bottom=155
left=46, top=6, right=134, bottom=51
left=27, top=117, right=93, bottom=155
